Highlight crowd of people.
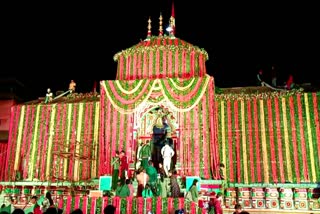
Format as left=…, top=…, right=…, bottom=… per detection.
left=0, top=150, right=250, bottom=214
left=0, top=200, right=117, bottom=214
left=2, top=201, right=252, bottom=214
left=108, top=144, right=237, bottom=214
left=111, top=148, right=180, bottom=199
left=0, top=193, right=63, bottom=214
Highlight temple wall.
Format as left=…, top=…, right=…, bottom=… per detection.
left=215, top=92, right=320, bottom=184
left=2, top=101, right=100, bottom=182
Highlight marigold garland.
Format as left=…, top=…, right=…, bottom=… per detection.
left=101, top=76, right=211, bottom=114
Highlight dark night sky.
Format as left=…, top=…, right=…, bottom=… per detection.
left=1, top=1, right=319, bottom=101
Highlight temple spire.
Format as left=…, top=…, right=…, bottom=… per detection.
left=145, top=17, right=152, bottom=41
left=159, top=13, right=163, bottom=36
left=168, top=1, right=175, bottom=37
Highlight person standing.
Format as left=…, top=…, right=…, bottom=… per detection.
left=136, top=167, right=149, bottom=197
left=30, top=196, right=42, bottom=214
left=126, top=178, right=135, bottom=196
left=119, top=150, right=128, bottom=184
left=41, top=191, right=55, bottom=213
left=115, top=181, right=130, bottom=197
left=136, top=141, right=143, bottom=170
left=45, top=88, right=53, bottom=103
left=158, top=163, right=166, bottom=178
left=69, top=80, right=76, bottom=92
left=213, top=192, right=223, bottom=214
left=189, top=179, right=199, bottom=203
left=157, top=163, right=168, bottom=197
left=145, top=160, right=158, bottom=195
left=285, top=74, right=295, bottom=90
left=168, top=170, right=180, bottom=198
left=6, top=197, right=17, bottom=214
left=256, top=69, right=265, bottom=86
left=139, top=140, right=151, bottom=170
left=161, top=140, right=175, bottom=177
left=111, top=151, right=120, bottom=191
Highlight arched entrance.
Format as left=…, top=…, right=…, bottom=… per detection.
left=133, top=105, right=179, bottom=172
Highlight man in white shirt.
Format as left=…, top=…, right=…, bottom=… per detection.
left=161, top=140, right=175, bottom=176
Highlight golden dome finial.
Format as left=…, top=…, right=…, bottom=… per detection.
left=159, top=13, right=163, bottom=36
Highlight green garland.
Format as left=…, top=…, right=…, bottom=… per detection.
left=153, top=50, right=157, bottom=77
left=271, top=98, right=280, bottom=183
left=310, top=93, right=320, bottom=180
left=159, top=49, right=163, bottom=75
left=162, top=197, right=167, bottom=214
left=267, top=99, right=274, bottom=183
left=71, top=195, right=75, bottom=211
left=198, top=100, right=204, bottom=178
left=315, top=94, right=320, bottom=179
left=173, top=198, right=179, bottom=211
left=62, top=197, right=68, bottom=213
left=204, top=91, right=212, bottom=178
left=285, top=96, right=295, bottom=182
left=178, top=49, right=183, bottom=77
left=231, top=102, right=237, bottom=183
left=86, top=197, right=91, bottom=213
left=115, top=111, right=120, bottom=151
left=294, top=96, right=304, bottom=181
left=120, top=198, right=127, bottom=213
left=244, top=100, right=251, bottom=184
left=132, top=198, right=137, bottom=214
left=152, top=197, right=157, bottom=213
left=95, top=198, right=102, bottom=214
left=190, top=110, right=195, bottom=175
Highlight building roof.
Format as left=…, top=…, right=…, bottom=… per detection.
left=113, top=35, right=209, bottom=61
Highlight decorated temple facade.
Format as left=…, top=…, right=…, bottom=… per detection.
left=0, top=12, right=320, bottom=213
